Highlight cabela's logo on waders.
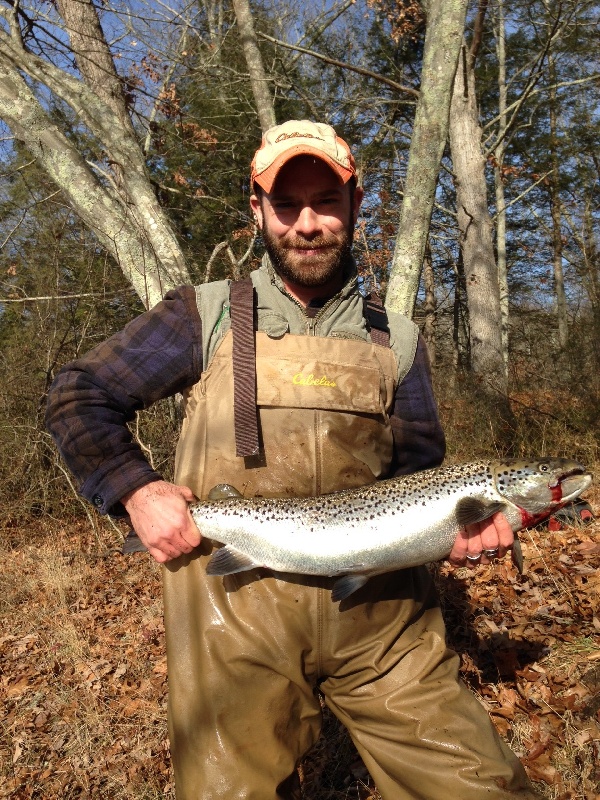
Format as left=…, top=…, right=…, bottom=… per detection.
left=292, top=373, right=337, bottom=387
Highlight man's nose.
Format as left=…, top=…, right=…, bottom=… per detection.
left=294, top=205, right=321, bottom=237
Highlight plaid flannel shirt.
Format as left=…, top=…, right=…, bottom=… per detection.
left=46, top=285, right=446, bottom=516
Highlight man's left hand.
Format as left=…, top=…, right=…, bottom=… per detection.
left=448, top=511, right=514, bottom=568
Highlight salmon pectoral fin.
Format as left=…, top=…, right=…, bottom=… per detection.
left=331, top=574, right=369, bottom=602
left=206, top=546, right=260, bottom=575
left=455, top=498, right=507, bottom=529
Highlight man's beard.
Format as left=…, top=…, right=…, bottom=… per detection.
left=262, top=224, right=354, bottom=289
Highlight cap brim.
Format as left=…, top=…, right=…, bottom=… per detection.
left=253, top=145, right=354, bottom=193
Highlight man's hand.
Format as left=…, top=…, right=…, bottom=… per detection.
left=448, top=511, right=514, bottom=569
left=122, top=481, right=201, bottom=563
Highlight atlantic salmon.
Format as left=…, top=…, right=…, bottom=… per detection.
left=189, top=458, right=592, bottom=601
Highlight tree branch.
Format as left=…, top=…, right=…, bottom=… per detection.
left=286, top=0, right=356, bottom=68
left=55, top=0, right=134, bottom=133
left=469, top=0, right=489, bottom=65
left=491, top=169, right=554, bottom=220
left=0, top=291, right=121, bottom=302
left=257, top=31, right=419, bottom=98
left=232, top=0, right=275, bottom=131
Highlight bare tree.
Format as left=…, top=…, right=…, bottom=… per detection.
left=232, top=0, right=276, bottom=132
left=492, top=0, right=509, bottom=373
left=449, top=31, right=506, bottom=397
left=547, top=51, right=569, bottom=350
left=385, top=0, right=469, bottom=317
left=0, top=0, right=191, bottom=308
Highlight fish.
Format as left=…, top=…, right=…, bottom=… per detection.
left=189, top=458, right=593, bottom=602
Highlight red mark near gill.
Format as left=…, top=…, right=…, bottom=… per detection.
left=518, top=482, right=565, bottom=528
left=519, top=508, right=538, bottom=527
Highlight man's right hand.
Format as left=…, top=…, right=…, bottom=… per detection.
left=121, top=481, right=201, bottom=563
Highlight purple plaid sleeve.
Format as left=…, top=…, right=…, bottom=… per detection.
left=390, top=335, right=446, bottom=475
left=45, top=285, right=202, bottom=516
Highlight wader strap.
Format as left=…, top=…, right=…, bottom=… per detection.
left=230, top=278, right=260, bottom=457
left=364, top=292, right=391, bottom=348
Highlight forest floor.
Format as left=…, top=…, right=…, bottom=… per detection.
left=1, top=481, right=599, bottom=799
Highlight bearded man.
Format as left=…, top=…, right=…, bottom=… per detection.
left=46, top=120, right=537, bottom=799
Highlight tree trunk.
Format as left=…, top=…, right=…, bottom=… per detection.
left=422, top=246, right=437, bottom=366
left=493, top=0, right=509, bottom=376
left=385, top=0, right=469, bottom=318
left=449, top=42, right=506, bottom=394
left=581, top=198, right=600, bottom=372
left=449, top=40, right=515, bottom=449
left=55, top=0, right=134, bottom=133
left=232, top=0, right=276, bottom=133
left=548, top=55, right=569, bottom=349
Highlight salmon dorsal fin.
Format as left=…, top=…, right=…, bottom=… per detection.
left=208, top=483, right=243, bottom=500
left=455, top=498, right=506, bottom=528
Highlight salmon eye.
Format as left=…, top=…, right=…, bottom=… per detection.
left=539, top=464, right=549, bottom=472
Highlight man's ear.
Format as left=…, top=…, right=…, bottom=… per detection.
left=352, top=185, right=364, bottom=224
left=250, top=194, right=263, bottom=229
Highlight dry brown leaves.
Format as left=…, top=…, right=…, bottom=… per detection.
left=1, top=496, right=599, bottom=799
left=436, top=507, right=600, bottom=798
left=0, top=524, right=173, bottom=799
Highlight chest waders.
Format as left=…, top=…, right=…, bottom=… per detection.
left=163, top=279, right=536, bottom=800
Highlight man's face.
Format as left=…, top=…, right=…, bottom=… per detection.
left=250, top=156, right=363, bottom=295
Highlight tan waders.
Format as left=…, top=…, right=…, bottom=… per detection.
left=164, top=283, right=537, bottom=798
left=164, top=559, right=536, bottom=799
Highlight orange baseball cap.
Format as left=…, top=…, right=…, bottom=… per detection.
left=251, top=120, right=356, bottom=193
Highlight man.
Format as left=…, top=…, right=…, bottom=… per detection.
left=46, top=120, right=537, bottom=799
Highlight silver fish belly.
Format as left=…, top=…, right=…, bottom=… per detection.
left=190, top=458, right=592, bottom=601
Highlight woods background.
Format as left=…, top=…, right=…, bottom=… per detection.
left=1, top=1, right=599, bottom=798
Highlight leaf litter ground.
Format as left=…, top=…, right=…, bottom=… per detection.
left=1, top=489, right=599, bottom=799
